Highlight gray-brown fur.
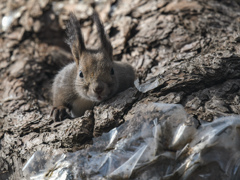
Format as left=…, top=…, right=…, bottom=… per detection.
left=51, top=12, right=135, bottom=121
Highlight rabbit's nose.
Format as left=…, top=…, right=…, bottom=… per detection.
left=93, top=81, right=104, bottom=95
left=94, top=86, right=103, bottom=94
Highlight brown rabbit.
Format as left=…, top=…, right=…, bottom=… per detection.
left=51, top=12, right=135, bottom=121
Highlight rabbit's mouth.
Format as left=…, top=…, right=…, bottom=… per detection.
left=96, top=94, right=109, bottom=102
left=89, top=94, right=105, bottom=102
left=87, top=89, right=109, bottom=102
left=97, top=95, right=102, bottom=101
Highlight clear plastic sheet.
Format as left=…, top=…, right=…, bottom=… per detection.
left=134, top=76, right=164, bottom=93
left=23, top=103, right=240, bottom=180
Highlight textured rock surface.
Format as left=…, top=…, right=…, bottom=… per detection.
left=1, top=0, right=240, bottom=179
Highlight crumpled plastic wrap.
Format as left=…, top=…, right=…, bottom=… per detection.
left=22, top=103, right=240, bottom=180
left=134, top=76, right=164, bottom=93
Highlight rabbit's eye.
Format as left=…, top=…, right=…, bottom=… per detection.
left=111, top=68, right=114, bottom=75
left=79, top=71, right=84, bottom=78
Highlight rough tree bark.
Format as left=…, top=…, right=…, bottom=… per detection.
left=1, top=0, right=240, bottom=179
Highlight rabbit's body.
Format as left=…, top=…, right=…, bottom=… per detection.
left=51, top=12, right=135, bottom=121
left=52, top=62, right=94, bottom=117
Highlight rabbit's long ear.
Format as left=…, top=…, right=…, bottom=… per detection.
left=66, top=12, right=86, bottom=64
left=92, top=11, right=113, bottom=60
